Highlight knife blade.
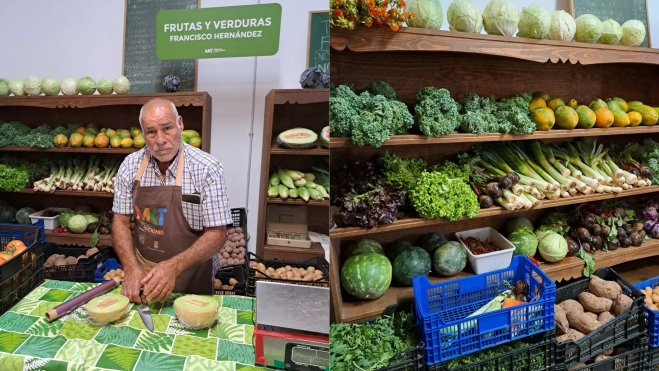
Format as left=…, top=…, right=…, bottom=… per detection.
left=138, top=288, right=154, bottom=332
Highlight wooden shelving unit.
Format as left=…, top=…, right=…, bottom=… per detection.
left=0, top=92, right=213, bottom=247
left=256, top=89, right=329, bottom=262
left=330, top=26, right=659, bottom=323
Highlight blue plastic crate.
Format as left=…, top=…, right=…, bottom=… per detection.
left=634, top=275, right=659, bottom=347
left=94, top=258, right=123, bottom=283
left=413, top=256, right=556, bottom=365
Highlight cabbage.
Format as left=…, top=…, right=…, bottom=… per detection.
left=574, top=14, right=602, bottom=43
left=97, top=78, right=113, bottom=95
left=447, top=0, right=482, bottom=33
left=77, top=77, right=96, bottom=95
left=538, top=231, right=568, bottom=262
left=535, top=229, right=553, bottom=242
left=598, top=19, right=622, bottom=45
left=112, top=76, right=130, bottom=94
left=41, top=77, right=60, bottom=96
left=549, top=10, right=576, bottom=41
left=60, top=77, right=78, bottom=95
left=84, top=214, right=99, bottom=224
left=508, top=229, right=538, bottom=257
left=482, top=0, right=518, bottom=37
left=620, top=20, right=646, bottom=47
left=67, top=214, right=89, bottom=234
left=517, top=4, right=550, bottom=39
left=406, top=0, right=443, bottom=30
left=59, top=209, right=75, bottom=227
left=0, top=79, right=9, bottom=96
left=24, top=76, right=41, bottom=96
left=505, top=216, right=534, bottom=235
left=9, top=79, right=24, bottom=96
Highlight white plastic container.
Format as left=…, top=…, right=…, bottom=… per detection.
left=455, top=227, right=515, bottom=274
left=29, top=208, right=65, bottom=230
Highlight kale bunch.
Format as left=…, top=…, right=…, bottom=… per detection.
left=495, top=92, right=535, bottom=135
left=0, top=121, right=31, bottom=147
left=414, top=87, right=462, bottom=137
left=458, top=92, right=506, bottom=134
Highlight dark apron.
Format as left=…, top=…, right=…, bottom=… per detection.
left=131, top=148, right=213, bottom=295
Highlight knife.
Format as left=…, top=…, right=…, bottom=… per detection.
left=138, top=288, right=154, bottom=332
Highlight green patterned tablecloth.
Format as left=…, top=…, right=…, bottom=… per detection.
left=0, top=280, right=266, bottom=371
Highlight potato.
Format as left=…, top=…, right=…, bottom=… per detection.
left=104, top=273, right=111, bottom=280
left=555, top=305, right=569, bottom=335
left=556, top=333, right=578, bottom=343
left=650, top=304, right=659, bottom=311
left=266, top=267, right=275, bottom=272
left=285, top=265, right=292, bottom=271
left=222, top=252, right=230, bottom=259
left=567, top=328, right=585, bottom=341
left=598, top=311, right=615, bottom=324
left=257, top=263, right=266, bottom=272
left=235, top=227, right=243, bottom=233
left=65, top=256, right=78, bottom=265
left=578, top=292, right=613, bottom=314
left=559, top=299, right=584, bottom=325
left=589, top=276, right=622, bottom=300
left=307, top=266, right=316, bottom=273
left=293, top=271, right=302, bottom=280
left=613, top=294, right=633, bottom=316
left=652, top=294, right=659, bottom=304
left=237, top=253, right=244, bottom=260
left=222, top=285, right=233, bottom=290
left=303, top=275, right=314, bottom=281
left=229, top=278, right=238, bottom=286
left=569, top=363, right=587, bottom=371
left=600, top=348, right=613, bottom=356
left=120, top=270, right=125, bottom=278
left=583, top=312, right=598, bottom=322
left=275, top=267, right=286, bottom=276
left=571, top=313, right=601, bottom=334
left=86, top=247, right=98, bottom=257
left=286, top=271, right=295, bottom=280
left=653, top=287, right=659, bottom=297
left=54, top=259, right=67, bottom=266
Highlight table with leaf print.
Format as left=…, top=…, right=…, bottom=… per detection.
left=0, top=280, right=268, bottom=371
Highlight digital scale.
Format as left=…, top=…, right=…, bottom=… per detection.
left=254, top=324, right=329, bottom=371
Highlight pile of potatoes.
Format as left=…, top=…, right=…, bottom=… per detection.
left=219, top=227, right=246, bottom=266
left=250, top=261, right=324, bottom=282
left=214, top=277, right=239, bottom=291
left=44, top=247, right=99, bottom=268
left=639, top=286, right=659, bottom=310
left=103, top=268, right=125, bottom=281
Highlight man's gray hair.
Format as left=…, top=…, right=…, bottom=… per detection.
left=138, top=98, right=180, bottom=127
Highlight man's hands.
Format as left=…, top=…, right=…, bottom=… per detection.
left=141, top=259, right=180, bottom=303
left=121, top=266, right=146, bottom=304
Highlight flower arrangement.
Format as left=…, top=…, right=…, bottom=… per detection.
left=331, top=0, right=416, bottom=32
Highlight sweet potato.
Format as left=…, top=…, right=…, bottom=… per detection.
left=578, top=292, right=613, bottom=313
left=598, top=311, right=615, bottom=324
left=613, top=294, right=633, bottom=316
left=555, top=305, right=569, bottom=335
left=567, top=328, right=585, bottom=341
left=569, top=363, right=587, bottom=370
left=583, top=312, right=598, bottom=321
left=594, top=355, right=610, bottom=362
left=600, top=348, right=613, bottom=356
left=571, top=313, right=601, bottom=334
left=556, top=333, right=578, bottom=343
left=589, top=275, right=622, bottom=300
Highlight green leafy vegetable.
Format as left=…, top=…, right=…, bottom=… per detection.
left=409, top=169, right=480, bottom=221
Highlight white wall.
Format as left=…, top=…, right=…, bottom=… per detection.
left=0, top=0, right=327, bottom=252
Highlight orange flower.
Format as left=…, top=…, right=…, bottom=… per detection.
left=365, top=19, right=373, bottom=27
left=334, top=0, right=343, bottom=3
left=400, top=0, right=406, bottom=6
left=403, top=11, right=409, bottom=18
left=383, top=0, right=389, bottom=6
left=390, top=24, right=400, bottom=32
left=369, top=0, right=375, bottom=6
left=333, top=8, right=344, bottom=17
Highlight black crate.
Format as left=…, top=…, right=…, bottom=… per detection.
left=649, top=343, right=659, bottom=370
left=0, top=224, right=45, bottom=314
left=214, top=264, right=247, bottom=296
left=555, top=267, right=646, bottom=369
left=430, top=330, right=556, bottom=371
left=246, top=252, right=329, bottom=297
left=229, top=208, right=246, bottom=231
left=43, top=244, right=110, bottom=282
left=555, top=335, right=648, bottom=371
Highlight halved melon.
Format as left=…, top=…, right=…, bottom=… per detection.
left=85, top=293, right=130, bottom=323
left=320, top=126, right=329, bottom=148
left=277, top=128, right=318, bottom=149
left=173, top=295, right=219, bottom=328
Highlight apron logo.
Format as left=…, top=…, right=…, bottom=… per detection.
left=134, top=206, right=168, bottom=227
left=154, top=241, right=159, bottom=250
left=138, top=234, right=145, bottom=245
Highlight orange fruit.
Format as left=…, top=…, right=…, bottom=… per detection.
left=547, top=98, right=566, bottom=111
left=628, top=111, right=643, bottom=127
left=530, top=107, right=555, bottom=131
left=94, top=135, right=110, bottom=148
left=594, top=108, right=614, bottom=128
left=53, top=134, right=68, bottom=147
left=69, top=133, right=83, bottom=147
left=529, top=98, right=547, bottom=112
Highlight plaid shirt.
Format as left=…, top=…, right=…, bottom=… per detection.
left=112, top=142, right=231, bottom=273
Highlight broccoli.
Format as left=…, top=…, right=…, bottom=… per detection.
left=367, top=81, right=399, bottom=101
left=414, top=87, right=461, bottom=137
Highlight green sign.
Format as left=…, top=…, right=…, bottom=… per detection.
left=307, top=11, right=329, bottom=73
left=156, top=4, right=282, bottom=60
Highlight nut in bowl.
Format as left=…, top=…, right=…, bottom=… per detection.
left=455, top=227, right=515, bottom=274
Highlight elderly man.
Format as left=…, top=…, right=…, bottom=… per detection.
left=112, top=98, right=231, bottom=303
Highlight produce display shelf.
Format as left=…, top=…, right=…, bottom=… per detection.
left=0, top=146, right=137, bottom=154
left=330, top=126, right=659, bottom=148
left=17, top=189, right=114, bottom=198
left=339, top=239, right=659, bottom=323
left=266, top=198, right=329, bottom=206
left=269, top=137, right=328, bottom=155
left=45, top=231, right=112, bottom=247
left=330, top=185, right=659, bottom=239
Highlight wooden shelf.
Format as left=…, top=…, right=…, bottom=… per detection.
left=0, top=92, right=210, bottom=108
left=330, top=186, right=659, bottom=239
left=330, top=126, right=659, bottom=148
left=0, top=146, right=137, bottom=154
left=339, top=239, right=659, bottom=323
left=267, top=198, right=329, bottom=207
left=45, top=231, right=113, bottom=247
left=331, top=27, right=659, bottom=66
left=16, top=189, right=114, bottom=198
left=263, top=242, right=326, bottom=262
left=270, top=137, right=328, bottom=155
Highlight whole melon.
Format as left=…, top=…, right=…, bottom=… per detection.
left=341, top=253, right=392, bottom=300
left=385, top=240, right=414, bottom=261
left=16, top=207, right=36, bottom=224
left=0, top=207, right=17, bottom=223
left=528, top=98, right=547, bottom=112
left=576, top=107, right=597, bottom=129
left=433, top=241, right=467, bottom=277
left=531, top=107, right=555, bottom=131
left=508, top=229, right=539, bottom=257
left=554, top=106, right=579, bottom=129
left=505, top=216, right=535, bottom=235
left=392, top=246, right=431, bottom=286
left=628, top=101, right=644, bottom=111
left=589, top=99, right=608, bottom=111
left=611, top=109, right=630, bottom=127
left=343, top=239, right=384, bottom=260
left=632, top=105, right=659, bottom=126
left=547, top=98, right=565, bottom=111
left=417, top=233, right=448, bottom=256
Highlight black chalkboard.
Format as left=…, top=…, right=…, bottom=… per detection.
left=123, top=0, right=199, bottom=93
left=306, top=11, right=330, bottom=73
left=570, top=0, right=651, bottom=47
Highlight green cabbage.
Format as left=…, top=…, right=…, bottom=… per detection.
left=97, top=78, right=113, bottom=94
left=517, top=4, right=550, bottom=39
left=24, top=76, right=41, bottom=96
left=84, top=214, right=99, bottom=224
left=482, top=0, right=518, bottom=37
left=77, top=77, right=96, bottom=95
left=67, top=214, right=89, bottom=234
left=598, top=19, right=622, bottom=45
left=549, top=10, right=576, bottom=41
left=538, top=231, right=568, bottom=263
left=112, top=76, right=131, bottom=94
left=0, top=79, right=9, bottom=96
left=447, top=0, right=482, bottom=33
left=574, top=14, right=602, bottom=43
left=59, top=209, right=75, bottom=228
left=60, top=77, right=78, bottom=95
left=9, top=79, right=24, bottom=96
left=41, top=77, right=60, bottom=96
left=406, top=0, right=443, bottom=30
left=621, top=20, right=646, bottom=47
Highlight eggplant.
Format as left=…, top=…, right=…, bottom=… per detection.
left=577, top=228, right=591, bottom=242
left=630, top=168, right=640, bottom=177
left=630, top=232, right=643, bottom=247
left=590, top=236, right=603, bottom=250
left=641, top=166, right=653, bottom=179
left=486, top=182, right=503, bottom=199
left=607, top=239, right=620, bottom=251
left=601, top=225, right=611, bottom=236
left=590, top=224, right=602, bottom=237
left=86, top=222, right=100, bottom=234
left=479, top=195, right=494, bottom=208
left=566, top=237, right=579, bottom=257
left=621, top=237, right=632, bottom=248
left=498, top=176, right=513, bottom=190
left=507, top=172, right=520, bottom=185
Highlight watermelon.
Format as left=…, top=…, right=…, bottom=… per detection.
left=385, top=240, right=414, bottom=261
left=418, top=233, right=448, bottom=255
left=320, top=126, right=329, bottom=148
left=341, top=252, right=392, bottom=300
left=508, top=229, right=539, bottom=257
left=0, top=207, right=16, bottom=223
left=433, top=242, right=467, bottom=276
left=392, top=246, right=431, bottom=286
left=505, top=216, right=535, bottom=235
left=343, top=239, right=384, bottom=260
left=16, top=207, right=36, bottom=224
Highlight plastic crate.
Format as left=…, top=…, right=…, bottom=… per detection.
left=649, top=339, right=659, bottom=370
left=555, top=335, right=648, bottom=371
left=43, top=244, right=110, bottom=282
left=555, top=267, right=645, bottom=369
left=633, top=276, right=659, bottom=347
left=229, top=207, right=246, bottom=231
left=246, top=252, right=329, bottom=297
left=413, top=255, right=556, bottom=365
left=94, top=258, right=122, bottom=283
left=430, top=330, right=556, bottom=371
left=0, top=224, right=45, bottom=314
left=214, top=264, right=247, bottom=296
